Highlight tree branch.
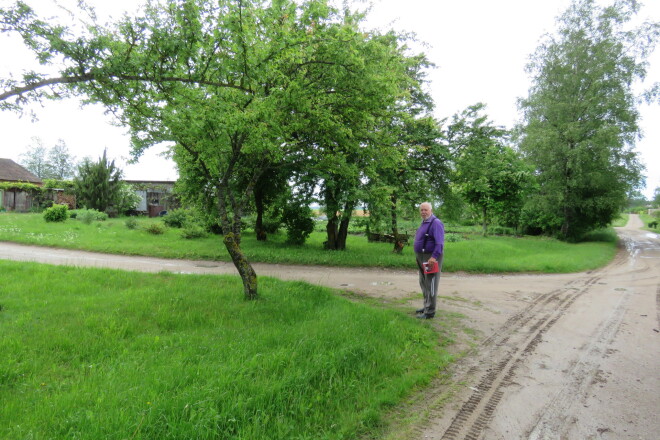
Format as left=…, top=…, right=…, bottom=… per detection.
left=0, top=73, right=253, bottom=102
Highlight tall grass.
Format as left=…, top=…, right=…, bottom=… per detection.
left=0, top=260, right=450, bottom=439
left=0, top=213, right=618, bottom=273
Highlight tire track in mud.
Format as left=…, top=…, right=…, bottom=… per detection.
left=423, top=272, right=605, bottom=440
left=420, top=244, right=631, bottom=440
left=525, top=285, right=632, bottom=439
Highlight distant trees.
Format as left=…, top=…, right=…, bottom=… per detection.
left=19, top=138, right=76, bottom=179
left=518, top=0, right=656, bottom=240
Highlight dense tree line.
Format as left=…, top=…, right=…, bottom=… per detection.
left=1, top=0, right=657, bottom=297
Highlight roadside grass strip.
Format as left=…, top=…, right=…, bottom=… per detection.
left=0, top=213, right=618, bottom=273
left=0, top=260, right=450, bottom=440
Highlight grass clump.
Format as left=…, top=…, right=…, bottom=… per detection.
left=124, top=217, right=139, bottom=230
left=144, top=222, right=167, bottom=235
left=0, top=260, right=448, bottom=439
left=74, top=208, right=109, bottom=224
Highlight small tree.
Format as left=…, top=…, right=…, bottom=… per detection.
left=74, top=149, right=121, bottom=212
left=448, top=104, right=530, bottom=235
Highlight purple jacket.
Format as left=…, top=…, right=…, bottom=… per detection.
left=413, top=215, right=444, bottom=258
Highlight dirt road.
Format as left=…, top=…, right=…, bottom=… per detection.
left=1, top=215, right=658, bottom=439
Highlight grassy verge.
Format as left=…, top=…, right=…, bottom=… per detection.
left=638, top=212, right=660, bottom=233
left=0, top=260, right=451, bottom=439
left=0, top=213, right=619, bottom=273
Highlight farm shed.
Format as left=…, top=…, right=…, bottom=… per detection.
left=125, top=180, right=178, bottom=216
left=0, top=158, right=43, bottom=212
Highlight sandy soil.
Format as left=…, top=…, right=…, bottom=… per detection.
left=1, top=214, right=658, bottom=439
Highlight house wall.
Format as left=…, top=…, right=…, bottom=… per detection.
left=1, top=190, right=34, bottom=212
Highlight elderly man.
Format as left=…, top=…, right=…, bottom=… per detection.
left=413, top=202, right=445, bottom=319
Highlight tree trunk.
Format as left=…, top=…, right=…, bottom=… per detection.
left=390, top=193, right=404, bottom=253
left=482, top=205, right=488, bottom=236
left=254, top=187, right=267, bottom=241
left=325, top=214, right=339, bottom=250
left=223, top=231, right=258, bottom=300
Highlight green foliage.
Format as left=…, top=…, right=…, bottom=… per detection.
left=0, top=182, right=41, bottom=192
left=181, top=223, right=208, bottom=239
left=114, top=182, right=141, bottom=215
left=0, top=0, right=435, bottom=297
left=74, top=209, right=108, bottom=224
left=162, top=208, right=191, bottom=228
left=144, top=222, right=166, bottom=235
left=73, top=150, right=122, bottom=213
left=0, top=260, right=448, bottom=439
left=448, top=103, right=532, bottom=235
left=42, top=179, right=75, bottom=193
left=518, top=0, right=655, bottom=240
left=42, top=204, right=68, bottom=222
left=124, top=217, right=139, bottom=230
left=282, top=203, right=315, bottom=245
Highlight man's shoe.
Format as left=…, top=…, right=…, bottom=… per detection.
left=416, top=313, right=434, bottom=319
left=415, top=308, right=425, bottom=314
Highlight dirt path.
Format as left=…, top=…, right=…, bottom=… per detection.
left=1, top=215, right=658, bottom=439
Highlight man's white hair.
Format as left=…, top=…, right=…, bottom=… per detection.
left=420, top=202, right=432, bottom=210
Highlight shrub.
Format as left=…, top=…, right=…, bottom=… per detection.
left=69, top=209, right=108, bottom=225
left=144, top=222, right=166, bottom=235
left=162, top=208, right=190, bottom=228
left=124, top=217, right=139, bottom=230
left=282, top=203, right=315, bottom=245
left=445, top=232, right=465, bottom=243
left=76, top=209, right=108, bottom=224
left=43, top=204, right=68, bottom=223
left=181, top=223, right=208, bottom=239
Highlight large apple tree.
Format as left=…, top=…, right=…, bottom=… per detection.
left=1, top=0, right=423, bottom=298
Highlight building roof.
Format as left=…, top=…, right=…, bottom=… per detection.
left=0, top=158, right=43, bottom=185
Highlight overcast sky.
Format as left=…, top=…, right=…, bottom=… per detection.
left=0, top=0, right=658, bottom=197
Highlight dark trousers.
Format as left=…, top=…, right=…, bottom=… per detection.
left=415, top=252, right=443, bottom=316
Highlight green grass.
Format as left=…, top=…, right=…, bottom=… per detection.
left=0, top=260, right=451, bottom=440
left=0, top=213, right=619, bottom=273
left=610, top=213, right=628, bottom=227
left=639, top=212, right=660, bottom=232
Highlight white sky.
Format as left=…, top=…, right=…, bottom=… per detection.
left=0, top=0, right=658, bottom=197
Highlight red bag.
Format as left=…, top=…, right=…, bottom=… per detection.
left=423, top=261, right=439, bottom=274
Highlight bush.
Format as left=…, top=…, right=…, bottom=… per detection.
left=124, top=217, right=139, bottom=230
left=162, top=209, right=190, bottom=228
left=181, top=223, right=208, bottom=239
left=445, top=232, right=465, bottom=242
left=282, top=203, right=315, bottom=245
left=43, top=204, right=68, bottom=223
left=75, top=209, right=108, bottom=224
left=144, top=222, right=166, bottom=235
